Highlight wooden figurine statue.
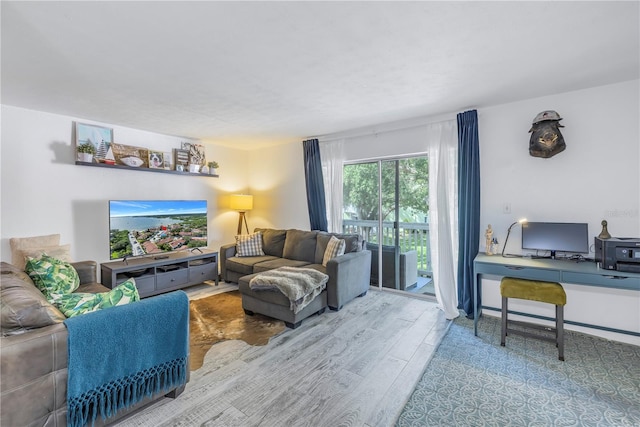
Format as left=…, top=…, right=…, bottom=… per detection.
left=485, top=224, right=494, bottom=255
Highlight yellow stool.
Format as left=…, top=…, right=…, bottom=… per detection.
left=500, top=277, right=567, bottom=361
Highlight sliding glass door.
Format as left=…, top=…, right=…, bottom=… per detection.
left=343, top=156, right=432, bottom=295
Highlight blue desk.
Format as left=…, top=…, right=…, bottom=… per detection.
left=473, top=254, right=640, bottom=336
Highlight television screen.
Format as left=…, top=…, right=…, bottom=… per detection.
left=521, top=222, right=589, bottom=259
left=109, top=200, right=208, bottom=260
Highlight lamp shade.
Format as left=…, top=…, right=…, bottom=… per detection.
left=230, top=194, right=253, bottom=211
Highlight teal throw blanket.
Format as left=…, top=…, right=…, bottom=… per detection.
left=64, top=290, right=189, bottom=427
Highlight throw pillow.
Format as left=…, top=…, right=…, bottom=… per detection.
left=1, top=262, right=66, bottom=336
left=10, top=234, right=61, bottom=270
left=19, top=244, right=72, bottom=270
left=322, top=235, right=346, bottom=266
left=53, top=278, right=140, bottom=318
left=25, top=255, right=80, bottom=300
left=236, top=232, right=265, bottom=257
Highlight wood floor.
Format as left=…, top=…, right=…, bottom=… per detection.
left=115, top=285, right=450, bottom=427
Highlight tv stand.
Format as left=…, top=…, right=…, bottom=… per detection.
left=101, top=249, right=218, bottom=298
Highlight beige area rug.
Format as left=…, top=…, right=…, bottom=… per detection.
left=189, top=290, right=286, bottom=370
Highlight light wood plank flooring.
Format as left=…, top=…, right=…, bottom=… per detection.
left=115, top=286, right=450, bottom=427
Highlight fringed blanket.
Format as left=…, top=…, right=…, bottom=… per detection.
left=249, top=267, right=328, bottom=314
left=64, top=291, right=189, bottom=427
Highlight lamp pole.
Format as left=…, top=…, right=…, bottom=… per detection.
left=501, top=218, right=527, bottom=257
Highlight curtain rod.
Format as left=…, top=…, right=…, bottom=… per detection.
left=313, top=112, right=458, bottom=143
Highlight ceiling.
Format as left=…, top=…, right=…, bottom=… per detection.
left=2, top=1, right=638, bottom=149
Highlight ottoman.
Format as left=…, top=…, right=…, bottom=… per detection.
left=238, top=272, right=328, bottom=329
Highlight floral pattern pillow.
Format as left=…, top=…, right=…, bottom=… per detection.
left=25, top=255, right=80, bottom=299
left=52, top=278, right=140, bottom=318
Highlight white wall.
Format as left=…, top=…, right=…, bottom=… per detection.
left=2, top=80, right=638, bottom=344
left=316, top=80, right=640, bottom=344
left=247, top=141, right=310, bottom=231
left=479, top=79, right=640, bottom=345
left=0, top=105, right=249, bottom=273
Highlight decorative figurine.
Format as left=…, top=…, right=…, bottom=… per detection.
left=598, top=220, right=611, bottom=239
left=529, top=110, right=566, bottom=158
left=485, top=224, right=494, bottom=255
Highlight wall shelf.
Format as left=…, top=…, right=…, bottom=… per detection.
left=75, top=161, right=219, bottom=177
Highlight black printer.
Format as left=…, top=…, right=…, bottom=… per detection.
left=595, top=237, right=640, bottom=272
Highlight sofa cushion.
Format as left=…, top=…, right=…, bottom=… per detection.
left=52, top=279, right=140, bottom=318
left=227, top=255, right=279, bottom=276
left=25, top=255, right=80, bottom=300
left=315, top=232, right=364, bottom=264
left=1, top=262, right=65, bottom=336
left=322, top=236, right=346, bottom=267
left=253, top=258, right=311, bottom=273
left=283, top=230, right=318, bottom=263
left=9, top=234, right=61, bottom=270
left=255, top=228, right=287, bottom=257
left=235, top=232, right=265, bottom=257
left=18, top=244, right=72, bottom=270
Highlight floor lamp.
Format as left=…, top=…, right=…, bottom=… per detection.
left=230, top=194, right=253, bottom=235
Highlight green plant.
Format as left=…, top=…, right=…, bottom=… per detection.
left=207, top=161, right=219, bottom=169
left=77, top=142, right=96, bottom=155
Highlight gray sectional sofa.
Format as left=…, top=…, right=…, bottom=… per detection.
left=220, top=228, right=372, bottom=327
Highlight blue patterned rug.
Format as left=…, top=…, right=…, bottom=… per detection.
left=397, top=315, right=640, bottom=426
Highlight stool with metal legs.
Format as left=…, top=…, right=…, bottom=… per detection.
left=500, top=277, right=567, bottom=361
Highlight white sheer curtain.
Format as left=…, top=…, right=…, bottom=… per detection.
left=425, top=120, right=460, bottom=319
left=319, top=139, right=345, bottom=233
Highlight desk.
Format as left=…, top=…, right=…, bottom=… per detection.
left=473, top=254, right=640, bottom=336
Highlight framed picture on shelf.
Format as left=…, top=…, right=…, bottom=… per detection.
left=163, top=151, right=173, bottom=170
left=111, top=143, right=149, bottom=168
left=148, top=151, right=165, bottom=169
left=181, top=142, right=206, bottom=166
left=174, top=148, right=189, bottom=171
left=75, top=122, right=113, bottom=160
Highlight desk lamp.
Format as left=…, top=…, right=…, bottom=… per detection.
left=230, top=194, right=253, bottom=235
left=501, top=218, right=527, bottom=257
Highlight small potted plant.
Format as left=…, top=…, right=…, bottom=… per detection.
left=207, top=161, right=219, bottom=175
left=77, top=142, right=96, bottom=163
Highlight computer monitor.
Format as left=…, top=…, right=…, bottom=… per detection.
left=521, top=222, right=589, bottom=259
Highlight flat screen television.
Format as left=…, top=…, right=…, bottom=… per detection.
left=109, top=200, right=208, bottom=260
left=521, top=222, right=589, bottom=259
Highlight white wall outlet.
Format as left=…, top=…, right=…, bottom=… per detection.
left=503, top=203, right=511, bottom=214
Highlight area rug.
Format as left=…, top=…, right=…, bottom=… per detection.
left=189, top=290, right=285, bottom=370
left=397, top=315, right=640, bottom=426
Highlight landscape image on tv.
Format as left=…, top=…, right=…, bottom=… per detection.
left=109, top=200, right=208, bottom=260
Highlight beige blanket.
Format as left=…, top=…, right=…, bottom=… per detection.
left=249, top=267, right=328, bottom=314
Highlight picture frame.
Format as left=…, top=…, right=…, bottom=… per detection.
left=111, top=143, right=149, bottom=168
left=174, top=148, right=189, bottom=170
left=148, top=151, right=165, bottom=169
left=181, top=141, right=206, bottom=166
left=163, top=151, right=173, bottom=170
left=75, top=122, right=113, bottom=160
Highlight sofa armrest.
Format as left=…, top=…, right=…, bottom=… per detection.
left=1, top=323, right=68, bottom=427
left=219, top=243, right=237, bottom=282
left=325, top=250, right=371, bottom=310
left=71, top=260, right=98, bottom=285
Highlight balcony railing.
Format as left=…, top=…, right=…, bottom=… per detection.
left=342, top=219, right=432, bottom=276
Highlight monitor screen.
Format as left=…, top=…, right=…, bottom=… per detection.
left=521, top=222, right=589, bottom=258
left=109, top=200, right=208, bottom=260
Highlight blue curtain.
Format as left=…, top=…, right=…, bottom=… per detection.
left=457, top=110, right=480, bottom=318
left=303, top=139, right=328, bottom=231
